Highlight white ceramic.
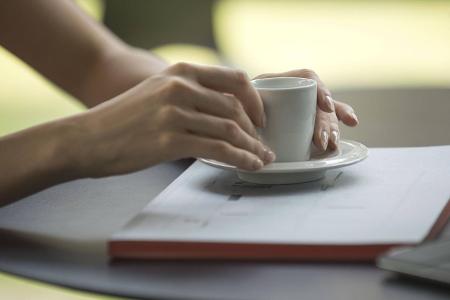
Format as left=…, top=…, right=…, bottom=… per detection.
left=199, top=140, right=368, bottom=184
left=252, top=77, right=317, bottom=162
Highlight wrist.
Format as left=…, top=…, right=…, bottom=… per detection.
left=50, top=114, right=93, bottom=180
left=0, top=115, right=92, bottom=203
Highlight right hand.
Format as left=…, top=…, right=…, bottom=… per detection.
left=74, top=62, right=276, bottom=178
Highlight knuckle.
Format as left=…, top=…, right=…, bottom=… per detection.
left=167, top=76, right=188, bottom=92
left=229, top=97, right=243, bottom=118
left=159, top=131, right=177, bottom=149
left=223, top=120, right=240, bottom=140
left=320, top=86, right=331, bottom=97
left=302, top=68, right=315, bottom=75
left=324, top=90, right=332, bottom=98
left=169, top=62, right=192, bottom=75
left=212, top=140, right=232, bottom=155
left=162, top=77, right=193, bottom=100
left=159, top=105, right=184, bottom=125
left=301, top=68, right=317, bottom=78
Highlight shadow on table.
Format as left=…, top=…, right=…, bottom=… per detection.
left=0, top=228, right=104, bottom=263
left=203, top=168, right=362, bottom=197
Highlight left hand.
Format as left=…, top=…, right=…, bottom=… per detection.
left=254, top=69, right=359, bottom=151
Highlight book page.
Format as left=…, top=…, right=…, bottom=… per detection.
left=112, top=145, right=450, bottom=245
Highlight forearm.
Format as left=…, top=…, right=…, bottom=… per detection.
left=0, top=117, right=83, bottom=205
left=78, top=46, right=168, bottom=107
left=0, top=0, right=168, bottom=108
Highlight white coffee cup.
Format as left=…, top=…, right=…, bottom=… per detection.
left=252, top=77, right=317, bottom=162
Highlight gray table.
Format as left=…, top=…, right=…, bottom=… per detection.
left=0, top=158, right=449, bottom=300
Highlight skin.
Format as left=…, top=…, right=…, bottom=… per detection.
left=0, top=0, right=358, bottom=205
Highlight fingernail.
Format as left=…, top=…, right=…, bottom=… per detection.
left=262, top=147, right=276, bottom=164
left=252, top=158, right=264, bottom=170
left=321, top=130, right=329, bottom=150
left=325, top=95, right=335, bottom=112
left=331, top=130, right=339, bottom=146
left=351, top=112, right=359, bottom=124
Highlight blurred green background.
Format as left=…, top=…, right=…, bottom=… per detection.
left=1, top=0, right=449, bottom=299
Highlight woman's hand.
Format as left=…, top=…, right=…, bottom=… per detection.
left=74, top=63, right=276, bottom=178
left=255, top=69, right=359, bottom=151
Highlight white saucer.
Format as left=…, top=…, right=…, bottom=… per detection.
left=199, top=140, right=368, bottom=184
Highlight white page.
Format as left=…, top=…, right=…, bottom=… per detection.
left=112, top=145, right=450, bottom=245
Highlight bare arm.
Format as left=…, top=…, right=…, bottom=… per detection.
left=0, top=0, right=170, bottom=205
left=0, top=1, right=269, bottom=205
left=0, top=117, right=81, bottom=205
left=0, top=0, right=167, bottom=107
left=0, top=0, right=357, bottom=205
left=0, top=64, right=268, bottom=206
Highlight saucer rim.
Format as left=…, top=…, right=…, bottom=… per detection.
left=199, top=140, right=368, bottom=174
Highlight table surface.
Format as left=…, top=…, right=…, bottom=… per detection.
left=0, top=159, right=449, bottom=300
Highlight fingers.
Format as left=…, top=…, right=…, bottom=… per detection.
left=192, top=88, right=260, bottom=140
left=328, top=113, right=340, bottom=151
left=334, top=100, right=359, bottom=127
left=167, top=63, right=265, bottom=128
left=314, top=108, right=341, bottom=151
left=258, top=69, right=334, bottom=114
left=169, top=132, right=267, bottom=171
left=256, top=69, right=346, bottom=152
left=298, top=71, right=334, bottom=113
left=313, top=107, right=331, bottom=151
left=159, top=75, right=259, bottom=140
left=315, top=80, right=335, bottom=114
left=172, top=109, right=275, bottom=164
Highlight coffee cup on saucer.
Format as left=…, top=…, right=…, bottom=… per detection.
left=252, top=77, right=317, bottom=162
left=199, top=77, right=368, bottom=184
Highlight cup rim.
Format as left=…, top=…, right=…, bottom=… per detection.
left=251, top=77, right=316, bottom=90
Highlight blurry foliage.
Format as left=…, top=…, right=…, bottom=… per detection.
left=75, top=0, right=105, bottom=20
left=0, top=272, right=124, bottom=300
left=214, top=0, right=450, bottom=87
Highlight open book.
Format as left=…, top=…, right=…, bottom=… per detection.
left=109, top=145, right=450, bottom=261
